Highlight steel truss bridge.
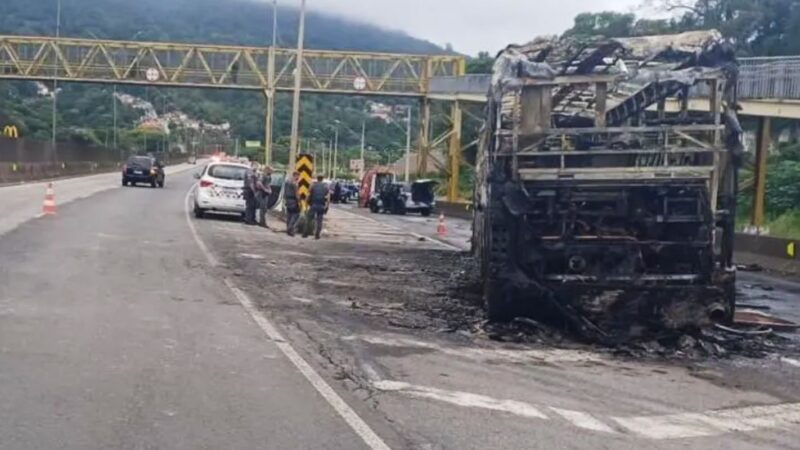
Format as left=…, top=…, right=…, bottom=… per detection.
left=0, top=35, right=469, bottom=199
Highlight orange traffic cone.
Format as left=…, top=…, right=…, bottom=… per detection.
left=437, top=213, right=447, bottom=237
left=42, top=183, right=56, bottom=215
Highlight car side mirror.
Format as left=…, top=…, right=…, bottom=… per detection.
left=193, top=172, right=201, bottom=179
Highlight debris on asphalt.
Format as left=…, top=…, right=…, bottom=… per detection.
left=734, top=310, right=799, bottom=331
left=736, top=263, right=764, bottom=272
left=217, top=227, right=797, bottom=363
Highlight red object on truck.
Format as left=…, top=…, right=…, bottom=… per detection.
left=359, top=168, right=395, bottom=208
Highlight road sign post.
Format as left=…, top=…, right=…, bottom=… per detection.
left=296, top=153, right=314, bottom=209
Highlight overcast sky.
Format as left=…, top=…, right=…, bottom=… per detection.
left=297, top=0, right=648, bottom=55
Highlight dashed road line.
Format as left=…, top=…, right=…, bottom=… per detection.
left=612, top=402, right=800, bottom=439
left=184, top=185, right=392, bottom=450
left=373, top=380, right=549, bottom=419
left=329, top=208, right=461, bottom=251
left=549, top=407, right=617, bottom=434
left=344, top=334, right=604, bottom=364
left=781, top=357, right=800, bottom=368
left=373, top=378, right=800, bottom=440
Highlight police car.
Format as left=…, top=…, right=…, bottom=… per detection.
left=193, top=161, right=251, bottom=219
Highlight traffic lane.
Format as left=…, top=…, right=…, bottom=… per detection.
left=0, top=169, right=370, bottom=450
left=199, top=215, right=800, bottom=449
left=0, top=161, right=202, bottom=237
left=337, top=202, right=472, bottom=251
left=738, top=271, right=800, bottom=334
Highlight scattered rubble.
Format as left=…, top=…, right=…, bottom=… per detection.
left=219, top=228, right=797, bottom=363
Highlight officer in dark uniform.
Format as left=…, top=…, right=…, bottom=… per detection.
left=256, top=167, right=273, bottom=228
left=243, top=167, right=258, bottom=225
left=303, top=175, right=329, bottom=240
left=283, top=171, right=301, bottom=236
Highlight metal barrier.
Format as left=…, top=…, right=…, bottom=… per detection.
left=430, top=56, right=800, bottom=102
left=429, top=75, right=489, bottom=97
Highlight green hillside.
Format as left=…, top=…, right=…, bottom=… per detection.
left=0, top=0, right=446, bottom=165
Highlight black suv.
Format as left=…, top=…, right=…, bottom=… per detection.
left=122, top=156, right=165, bottom=188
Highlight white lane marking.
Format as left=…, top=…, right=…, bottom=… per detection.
left=184, top=186, right=391, bottom=450
left=184, top=186, right=219, bottom=267
left=291, top=296, right=314, bottom=304
left=376, top=378, right=800, bottom=440
left=613, top=414, right=717, bottom=439
left=612, top=402, right=800, bottom=440
left=549, top=407, right=616, bottom=434
left=373, top=380, right=548, bottom=420
left=335, top=208, right=461, bottom=251
left=361, top=364, right=381, bottom=382
left=239, top=253, right=265, bottom=260
left=781, top=357, right=800, bottom=368
left=343, top=334, right=604, bottom=364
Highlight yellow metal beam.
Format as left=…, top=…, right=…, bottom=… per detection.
left=0, top=35, right=463, bottom=97
left=417, top=98, right=430, bottom=176
left=447, top=101, right=463, bottom=202
left=751, top=116, right=771, bottom=229
left=660, top=98, right=800, bottom=119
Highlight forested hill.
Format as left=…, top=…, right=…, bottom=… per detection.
left=0, top=0, right=443, bottom=54
left=0, top=0, right=446, bottom=161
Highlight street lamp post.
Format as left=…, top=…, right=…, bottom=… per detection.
left=113, top=85, right=119, bottom=158
left=265, top=0, right=278, bottom=165
left=404, top=106, right=412, bottom=183
left=288, top=0, right=307, bottom=166
left=51, top=0, right=62, bottom=155
left=360, top=119, right=366, bottom=180
left=332, top=126, right=339, bottom=179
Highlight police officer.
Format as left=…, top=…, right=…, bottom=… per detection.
left=284, top=171, right=302, bottom=236
left=256, top=166, right=273, bottom=228
left=303, top=175, right=329, bottom=240
left=243, top=167, right=258, bottom=225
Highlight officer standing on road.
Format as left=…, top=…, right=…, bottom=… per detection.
left=256, top=166, right=273, bottom=228
left=243, top=166, right=258, bottom=226
left=283, top=171, right=302, bottom=236
left=303, top=175, right=330, bottom=240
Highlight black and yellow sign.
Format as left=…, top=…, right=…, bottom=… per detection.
left=2, top=125, right=19, bottom=139
left=296, top=153, right=314, bottom=207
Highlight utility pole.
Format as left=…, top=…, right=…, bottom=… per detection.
left=404, top=106, right=412, bottom=183
left=265, top=0, right=278, bottom=165
left=288, top=0, right=306, bottom=167
left=332, top=126, right=339, bottom=179
left=51, top=0, right=62, bottom=155
left=113, top=84, right=119, bottom=160
left=360, top=119, right=366, bottom=180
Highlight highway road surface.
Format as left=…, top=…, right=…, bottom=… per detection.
left=1, top=168, right=800, bottom=449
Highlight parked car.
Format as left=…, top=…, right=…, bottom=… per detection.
left=122, top=155, right=165, bottom=188
left=368, top=180, right=437, bottom=216
left=331, top=180, right=359, bottom=204
left=193, top=162, right=251, bottom=219
left=408, top=179, right=437, bottom=216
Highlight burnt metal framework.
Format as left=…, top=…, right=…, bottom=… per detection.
left=0, top=35, right=465, bottom=179
left=475, top=31, right=740, bottom=333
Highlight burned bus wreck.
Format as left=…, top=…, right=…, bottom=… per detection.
left=472, top=31, right=742, bottom=338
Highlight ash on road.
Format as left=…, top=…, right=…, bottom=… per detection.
left=197, top=203, right=800, bottom=449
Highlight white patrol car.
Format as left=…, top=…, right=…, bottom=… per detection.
left=193, top=161, right=251, bottom=219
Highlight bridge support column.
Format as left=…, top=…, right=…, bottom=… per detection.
left=751, top=116, right=771, bottom=229
left=263, top=89, right=274, bottom=165
left=417, top=98, right=430, bottom=176
left=447, top=100, right=462, bottom=202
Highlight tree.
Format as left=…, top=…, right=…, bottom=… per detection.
left=651, top=0, right=800, bottom=56
left=563, top=12, right=636, bottom=38
left=466, top=52, right=494, bottom=74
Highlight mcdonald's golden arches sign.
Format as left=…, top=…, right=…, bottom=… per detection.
left=2, top=125, right=19, bottom=139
